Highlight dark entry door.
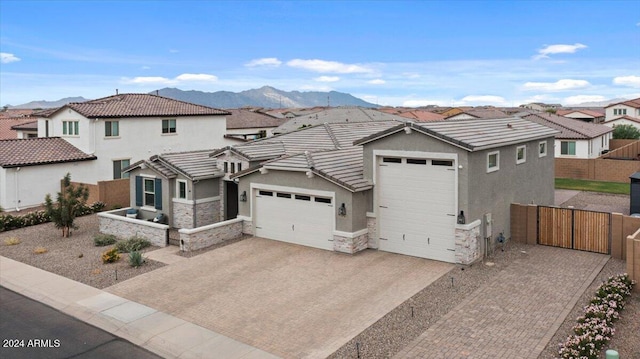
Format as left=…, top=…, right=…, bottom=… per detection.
left=225, top=181, right=238, bottom=220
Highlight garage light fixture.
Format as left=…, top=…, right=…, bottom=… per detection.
left=240, top=191, right=247, bottom=202
left=338, top=203, right=347, bottom=216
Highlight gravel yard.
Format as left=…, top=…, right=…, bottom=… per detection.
left=0, top=215, right=164, bottom=289
left=559, top=191, right=629, bottom=215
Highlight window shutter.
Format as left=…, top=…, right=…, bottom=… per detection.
left=155, top=178, right=163, bottom=210
left=135, top=176, right=143, bottom=206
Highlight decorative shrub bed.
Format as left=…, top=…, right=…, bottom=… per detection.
left=0, top=202, right=105, bottom=232
left=557, top=273, right=635, bottom=359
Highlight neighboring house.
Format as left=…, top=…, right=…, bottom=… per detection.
left=221, top=117, right=557, bottom=264
left=36, top=93, right=233, bottom=184
left=378, top=108, right=446, bottom=122
left=0, top=137, right=96, bottom=210
left=271, top=107, right=401, bottom=134
left=0, top=109, right=39, bottom=139
left=444, top=108, right=508, bottom=120
left=605, top=97, right=640, bottom=122
left=124, top=150, right=224, bottom=229
left=520, top=102, right=562, bottom=112
left=225, top=109, right=288, bottom=141
left=11, top=121, right=38, bottom=138
left=523, top=112, right=613, bottom=158
left=556, top=109, right=605, bottom=123
left=604, top=115, right=640, bottom=130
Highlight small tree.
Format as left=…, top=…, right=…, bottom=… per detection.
left=612, top=124, right=640, bottom=139
left=44, top=173, right=89, bottom=237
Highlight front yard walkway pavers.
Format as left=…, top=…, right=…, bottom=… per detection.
left=105, top=237, right=454, bottom=358
left=394, top=245, right=609, bottom=359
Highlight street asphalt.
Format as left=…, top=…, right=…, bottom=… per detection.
left=0, top=286, right=160, bottom=359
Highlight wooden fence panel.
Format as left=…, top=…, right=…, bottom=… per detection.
left=538, top=207, right=572, bottom=249
left=573, top=210, right=610, bottom=254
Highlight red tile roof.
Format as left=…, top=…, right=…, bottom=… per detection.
left=10, top=121, right=38, bottom=131
left=43, top=93, right=230, bottom=119
left=523, top=113, right=612, bottom=139
left=226, top=109, right=288, bottom=129
left=605, top=97, right=640, bottom=109
left=556, top=109, right=605, bottom=118
left=0, top=118, right=38, bottom=140
left=0, top=137, right=96, bottom=168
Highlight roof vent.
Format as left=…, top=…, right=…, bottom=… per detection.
left=507, top=123, right=513, bottom=129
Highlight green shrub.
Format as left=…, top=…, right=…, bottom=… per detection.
left=115, top=236, right=151, bottom=253
left=0, top=202, right=103, bottom=233
left=128, top=250, right=145, bottom=267
left=101, top=248, right=120, bottom=264
left=94, top=234, right=117, bottom=247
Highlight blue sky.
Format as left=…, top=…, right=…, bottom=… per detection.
left=1, top=0, right=639, bottom=107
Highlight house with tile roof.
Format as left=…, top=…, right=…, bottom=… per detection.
left=605, top=97, right=640, bottom=123
left=225, top=109, right=288, bottom=141
left=556, top=109, right=605, bottom=123
left=271, top=107, right=401, bottom=134
left=36, top=93, right=233, bottom=185
left=444, top=108, right=508, bottom=120
left=522, top=112, right=613, bottom=158
left=0, top=137, right=96, bottom=210
left=125, top=117, right=555, bottom=263
left=0, top=109, right=39, bottom=140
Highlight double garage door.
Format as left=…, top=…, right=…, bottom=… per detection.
left=254, top=188, right=334, bottom=250
left=377, top=156, right=457, bottom=262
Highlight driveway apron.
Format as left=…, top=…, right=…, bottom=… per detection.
left=105, top=237, right=453, bottom=358
left=394, top=245, right=609, bottom=359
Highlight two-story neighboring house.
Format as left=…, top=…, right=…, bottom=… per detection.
left=37, top=93, right=233, bottom=184
left=604, top=97, right=640, bottom=130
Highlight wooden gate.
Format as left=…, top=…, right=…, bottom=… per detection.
left=537, top=206, right=611, bottom=254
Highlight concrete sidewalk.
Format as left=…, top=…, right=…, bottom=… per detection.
left=0, top=256, right=280, bottom=359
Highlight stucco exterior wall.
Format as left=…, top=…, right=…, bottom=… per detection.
left=605, top=105, right=640, bottom=122
left=237, top=170, right=366, bottom=233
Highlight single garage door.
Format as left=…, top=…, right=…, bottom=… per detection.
left=377, top=156, right=457, bottom=262
left=254, top=189, right=335, bottom=250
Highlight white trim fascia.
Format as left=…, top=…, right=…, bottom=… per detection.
left=456, top=219, right=481, bottom=231
left=173, top=196, right=220, bottom=205
left=139, top=173, right=156, bottom=179
left=179, top=217, right=243, bottom=235
left=262, top=165, right=309, bottom=173
left=333, top=228, right=368, bottom=239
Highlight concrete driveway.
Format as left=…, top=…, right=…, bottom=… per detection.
left=106, top=238, right=453, bottom=358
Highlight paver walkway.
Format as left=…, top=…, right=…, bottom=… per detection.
left=394, top=245, right=609, bottom=359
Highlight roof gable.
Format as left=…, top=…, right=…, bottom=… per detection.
left=606, top=97, right=640, bottom=109
left=126, top=149, right=223, bottom=180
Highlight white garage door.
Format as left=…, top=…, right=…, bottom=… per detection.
left=377, top=156, right=457, bottom=262
left=254, top=188, right=335, bottom=250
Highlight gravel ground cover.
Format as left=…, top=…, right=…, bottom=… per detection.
left=559, top=191, right=629, bottom=215
left=0, top=215, right=164, bottom=289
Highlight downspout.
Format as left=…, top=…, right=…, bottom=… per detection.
left=192, top=180, right=198, bottom=228
left=14, top=167, right=20, bottom=211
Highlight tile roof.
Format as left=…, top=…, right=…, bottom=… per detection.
left=445, top=108, right=508, bottom=120
left=522, top=113, right=612, bottom=139
left=126, top=149, right=224, bottom=180
left=10, top=121, right=38, bottom=131
left=0, top=137, right=96, bottom=168
left=605, top=97, right=640, bottom=109
left=355, top=117, right=560, bottom=151
left=0, top=109, right=35, bottom=119
left=272, top=107, right=402, bottom=134
left=556, top=109, right=605, bottom=118
left=604, top=115, right=640, bottom=125
left=43, top=93, right=230, bottom=119
left=0, top=118, right=38, bottom=140
left=226, top=109, right=288, bottom=129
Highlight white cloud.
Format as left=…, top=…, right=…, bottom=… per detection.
left=245, top=57, right=282, bottom=67
left=613, top=75, right=640, bottom=88
left=533, top=43, right=587, bottom=60
left=368, top=79, right=386, bottom=85
left=175, top=73, right=218, bottom=82
left=141, top=66, right=151, bottom=70
left=287, top=59, right=373, bottom=73
left=523, top=79, right=590, bottom=91
left=403, top=99, right=448, bottom=107
left=1, top=52, right=21, bottom=63
left=458, top=95, right=507, bottom=105
left=169, top=49, right=179, bottom=53
left=125, top=76, right=173, bottom=84
left=299, top=84, right=333, bottom=91
left=564, top=95, right=606, bottom=105
left=314, top=76, right=340, bottom=82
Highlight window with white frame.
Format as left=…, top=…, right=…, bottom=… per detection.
left=516, top=145, right=526, bottom=164
left=144, top=178, right=156, bottom=207
left=62, top=121, right=79, bottom=135
left=560, top=141, right=576, bottom=156
left=112, top=159, right=130, bottom=179
left=613, top=108, right=627, bottom=116
left=487, top=151, right=500, bottom=173
left=105, top=121, right=119, bottom=137
left=177, top=180, right=187, bottom=199
left=539, top=141, right=547, bottom=157
left=162, top=119, right=176, bottom=134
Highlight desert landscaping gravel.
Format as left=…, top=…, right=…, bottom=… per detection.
left=0, top=214, right=164, bottom=289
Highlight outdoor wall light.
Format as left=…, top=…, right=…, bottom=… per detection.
left=240, top=191, right=247, bottom=202
left=338, top=203, right=347, bottom=216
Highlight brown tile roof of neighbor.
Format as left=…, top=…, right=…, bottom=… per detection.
left=556, top=109, right=605, bottom=118
left=523, top=112, right=612, bottom=139
left=445, top=108, right=508, bottom=120
left=43, top=93, right=230, bottom=118
left=10, top=121, right=38, bottom=131
left=0, top=137, right=96, bottom=168
left=0, top=118, right=38, bottom=139
left=126, top=149, right=223, bottom=181
left=604, top=115, right=640, bottom=125
left=606, top=97, right=640, bottom=109
left=226, top=109, right=288, bottom=129
left=0, top=109, right=35, bottom=119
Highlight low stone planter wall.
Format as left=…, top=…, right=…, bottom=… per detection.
left=98, top=208, right=169, bottom=247
left=455, top=219, right=481, bottom=265
left=179, top=218, right=243, bottom=252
